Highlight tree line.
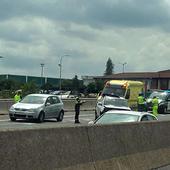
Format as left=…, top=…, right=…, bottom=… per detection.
left=0, top=58, right=113, bottom=98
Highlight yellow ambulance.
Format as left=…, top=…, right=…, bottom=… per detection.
left=100, top=80, right=144, bottom=110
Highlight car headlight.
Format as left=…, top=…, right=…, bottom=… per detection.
left=29, top=108, right=36, bottom=112
left=9, top=106, right=15, bottom=111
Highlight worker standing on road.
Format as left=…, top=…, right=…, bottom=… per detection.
left=152, top=96, right=159, bottom=116
left=74, top=97, right=85, bottom=123
left=14, top=91, right=21, bottom=103
left=137, top=93, right=145, bottom=112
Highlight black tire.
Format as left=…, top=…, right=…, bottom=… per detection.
left=158, top=106, right=167, bottom=114
left=37, top=112, right=45, bottom=123
left=95, top=110, right=98, bottom=120
left=57, top=111, right=64, bottom=122
left=164, top=107, right=167, bottom=114
left=10, top=117, right=16, bottom=121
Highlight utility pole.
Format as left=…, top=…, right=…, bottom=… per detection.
left=0, top=56, right=4, bottom=75
left=119, top=62, right=127, bottom=73
left=58, top=54, right=69, bottom=91
left=40, top=63, right=45, bottom=87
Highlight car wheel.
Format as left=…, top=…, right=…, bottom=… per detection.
left=57, top=111, right=64, bottom=122
left=95, top=110, right=98, bottom=120
left=37, top=112, right=45, bottom=123
left=158, top=106, right=167, bottom=114
left=163, top=107, right=167, bottom=114
left=10, top=117, right=16, bottom=121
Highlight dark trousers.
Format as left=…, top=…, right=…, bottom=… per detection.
left=75, top=109, right=80, bottom=122
left=138, top=104, right=145, bottom=112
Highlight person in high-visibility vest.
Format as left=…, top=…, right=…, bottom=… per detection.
left=152, top=96, right=159, bottom=116
left=137, top=93, right=145, bottom=112
left=14, top=91, right=21, bottom=103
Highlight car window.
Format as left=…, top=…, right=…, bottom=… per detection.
left=104, top=98, right=128, bottom=107
left=149, top=92, right=167, bottom=100
left=141, top=115, right=148, bottom=121
left=167, top=94, right=170, bottom=101
left=20, top=96, right=46, bottom=104
left=141, top=115, right=157, bottom=121
left=102, top=85, right=126, bottom=97
left=147, top=115, right=157, bottom=121
left=52, top=96, right=60, bottom=104
left=46, top=97, right=53, bottom=105
left=95, top=113, right=139, bottom=124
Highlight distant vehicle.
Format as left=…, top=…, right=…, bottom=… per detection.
left=57, top=91, right=72, bottom=99
left=95, top=95, right=131, bottom=119
left=146, top=91, right=170, bottom=114
left=51, top=91, right=76, bottom=99
left=99, top=80, right=144, bottom=110
left=50, top=90, right=62, bottom=95
left=89, top=110, right=158, bottom=125
left=9, top=94, right=64, bottom=123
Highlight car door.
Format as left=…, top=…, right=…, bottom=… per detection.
left=44, top=97, right=54, bottom=118
left=51, top=96, right=62, bottom=117
left=140, top=115, right=157, bottom=121
left=96, top=98, right=104, bottom=116
left=167, top=94, right=170, bottom=113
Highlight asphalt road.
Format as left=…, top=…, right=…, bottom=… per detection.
left=0, top=111, right=95, bottom=130
left=0, top=111, right=170, bottom=130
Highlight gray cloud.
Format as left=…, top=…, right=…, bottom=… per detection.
left=0, top=0, right=170, bottom=78
left=0, top=0, right=170, bottom=28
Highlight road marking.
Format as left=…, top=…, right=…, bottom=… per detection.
left=65, top=114, right=93, bottom=118
left=0, top=119, right=9, bottom=122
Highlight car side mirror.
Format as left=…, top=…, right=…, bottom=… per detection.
left=98, top=91, right=101, bottom=96
left=46, top=102, right=51, bottom=106
left=98, top=102, right=102, bottom=106
left=125, top=89, right=130, bottom=99
left=88, top=120, right=94, bottom=125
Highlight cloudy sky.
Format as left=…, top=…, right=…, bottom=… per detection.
left=0, top=0, right=170, bottom=79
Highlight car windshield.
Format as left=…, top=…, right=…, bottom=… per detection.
left=20, top=96, right=46, bottom=104
left=104, top=98, right=128, bottom=107
left=149, top=92, right=167, bottom=100
left=102, top=85, right=126, bottom=97
left=95, top=113, right=139, bottom=124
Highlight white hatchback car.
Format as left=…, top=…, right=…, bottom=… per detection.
left=9, top=94, right=64, bottom=123
left=89, top=110, right=158, bottom=125
left=95, top=95, right=131, bottom=119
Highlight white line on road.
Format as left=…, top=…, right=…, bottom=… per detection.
left=0, top=119, right=9, bottom=122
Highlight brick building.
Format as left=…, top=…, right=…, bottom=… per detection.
left=94, top=69, right=170, bottom=90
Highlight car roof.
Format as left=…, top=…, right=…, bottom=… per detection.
left=104, top=110, right=153, bottom=117
left=27, top=94, right=57, bottom=98
left=102, top=95, right=125, bottom=100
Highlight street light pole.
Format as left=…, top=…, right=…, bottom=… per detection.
left=40, top=63, right=45, bottom=87
left=119, top=62, right=127, bottom=73
left=122, top=62, right=127, bottom=73
left=0, top=56, right=4, bottom=76
left=58, top=54, right=69, bottom=91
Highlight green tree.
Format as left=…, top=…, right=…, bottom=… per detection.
left=42, top=83, right=53, bottom=93
left=95, top=80, right=104, bottom=92
left=0, top=79, right=21, bottom=91
left=62, top=79, right=73, bottom=91
left=21, top=81, right=38, bottom=96
left=104, top=58, right=113, bottom=75
left=72, top=75, right=79, bottom=91
left=87, top=82, right=96, bottom=93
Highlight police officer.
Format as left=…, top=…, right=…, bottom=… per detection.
left=14, top=91, right=21, bottom=103
left=74, top=97, right=84, bottom=123
left=152, top=96, right=159, bottom=116
left=137, top=93, right=145, bottom=112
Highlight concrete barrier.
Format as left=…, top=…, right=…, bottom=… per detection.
left=0, top=98, right=97, bottom=114
left=0, top=121, right=170, bottom=170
